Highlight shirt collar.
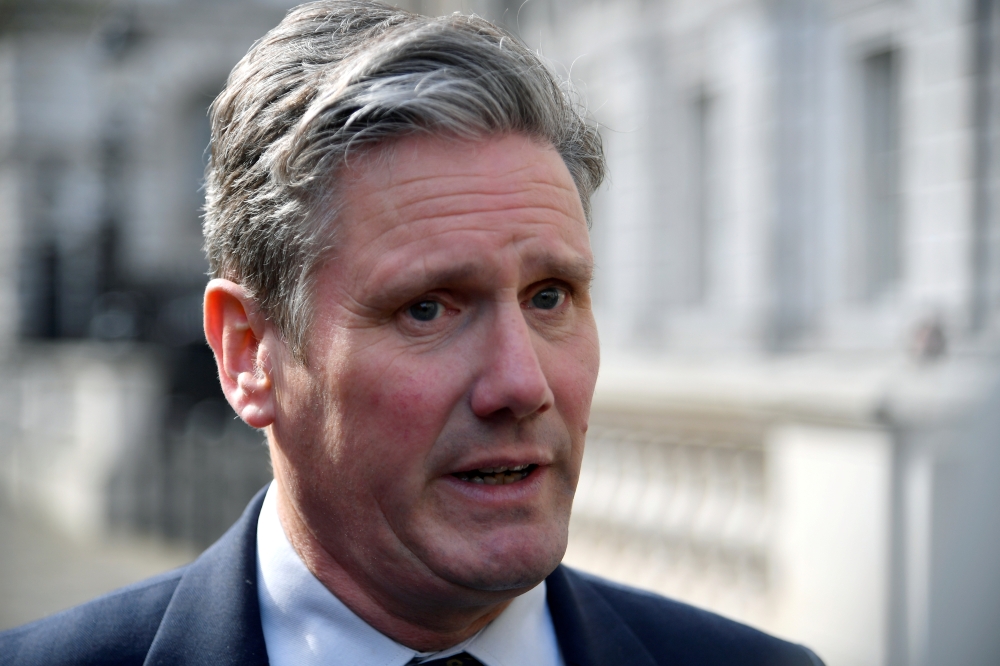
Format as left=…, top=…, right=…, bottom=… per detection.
left=255, top=483, right=563, bottom=666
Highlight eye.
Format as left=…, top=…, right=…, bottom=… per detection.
left=529, top=287, right=565, bottom=310
left=407, top=300, right=444, bottom=322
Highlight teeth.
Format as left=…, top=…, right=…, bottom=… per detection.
left=454, top=465, right=534, bottom=485
left=476, top=464, right=526, bottom=474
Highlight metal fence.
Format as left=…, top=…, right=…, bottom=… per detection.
left=114, top=398, right=272, bottom=548
left=1, top=344, right=272, bottom=549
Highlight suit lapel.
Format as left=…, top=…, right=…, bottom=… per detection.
left=141, top=490, right=654, bottom=666
left=546, top=565, right=659, bottom=666
left=143, top=486, right=270, bottom=666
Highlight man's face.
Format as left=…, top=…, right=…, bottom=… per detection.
left=269, top=134, right=599, bottom=605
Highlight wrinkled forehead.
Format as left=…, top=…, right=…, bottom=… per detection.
left=305, top=131, right=586, bottom=255
left=311, top=132, right=593, bottom=295
left=332, top=131, right=586, bottom=234
left=341, top=131, right=583, bottom=194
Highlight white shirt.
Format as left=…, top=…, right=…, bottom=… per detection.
left=256, top=484, right=565, bottom=666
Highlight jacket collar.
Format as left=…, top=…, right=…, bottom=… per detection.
left=143, top=486, right=270, bottom=666
left=546, top=565, right=659, bottom=666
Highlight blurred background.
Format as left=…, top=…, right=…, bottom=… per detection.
left=0, top=0, right=998, bottom=664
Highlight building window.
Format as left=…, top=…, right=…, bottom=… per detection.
left=690, top=89, right=717, bottom=305
left=971, top=0, right=1000, bottom=328
left=861, top=49, right=901, bottom=301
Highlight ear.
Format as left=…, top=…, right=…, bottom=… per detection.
left=203, top=278, right=276, bottom=429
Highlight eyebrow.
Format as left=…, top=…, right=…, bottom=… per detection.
left=530, top=255, right=594, bottom=288
left=377, top=254, right=594, bottom=301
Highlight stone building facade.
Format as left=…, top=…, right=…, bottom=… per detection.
left=0, top=0, right=293, bottom=545
left=509, top=1, right=1000, bottom=664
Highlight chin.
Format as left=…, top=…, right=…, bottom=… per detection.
left=434, top=530, right=568, bottom=593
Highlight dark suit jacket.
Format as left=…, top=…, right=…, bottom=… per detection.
left=0, top=488, right=823, bottom=665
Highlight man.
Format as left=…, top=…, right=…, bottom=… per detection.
left=1, top=2, right=822, bottom=664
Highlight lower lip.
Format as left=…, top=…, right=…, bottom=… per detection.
left=440, top=465, right=548, bottom=502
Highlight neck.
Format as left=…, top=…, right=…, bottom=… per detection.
left=272, top=478, right=515, bottom=651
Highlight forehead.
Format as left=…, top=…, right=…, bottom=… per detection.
left=326, top=134, right=593, bottom=289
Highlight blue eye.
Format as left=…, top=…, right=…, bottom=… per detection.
left=408, top=301, right=443, bottom=321
left=530, top=288, right=563, bottom=310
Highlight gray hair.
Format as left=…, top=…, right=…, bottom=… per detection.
left=203, top=0, right=605, bottom=359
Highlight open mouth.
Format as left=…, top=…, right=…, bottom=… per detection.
left=452, top=464, right=537, bottom=485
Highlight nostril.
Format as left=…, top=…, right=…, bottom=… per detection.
left=473, top=379, right=553, bottom=420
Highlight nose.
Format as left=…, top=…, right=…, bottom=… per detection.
left=470, top=301, right=555, bottom=420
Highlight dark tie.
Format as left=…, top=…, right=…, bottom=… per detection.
left=415, top=653, right=485, bottom=666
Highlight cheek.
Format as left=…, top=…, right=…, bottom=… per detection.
left=340, top=351, right=470, bottom=464
left=548, top=331, right=600, bottom=428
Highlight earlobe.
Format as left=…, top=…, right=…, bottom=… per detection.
left=235, top=370, right=274, bottom=428
left=203, top=278, right=277, bottom=429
